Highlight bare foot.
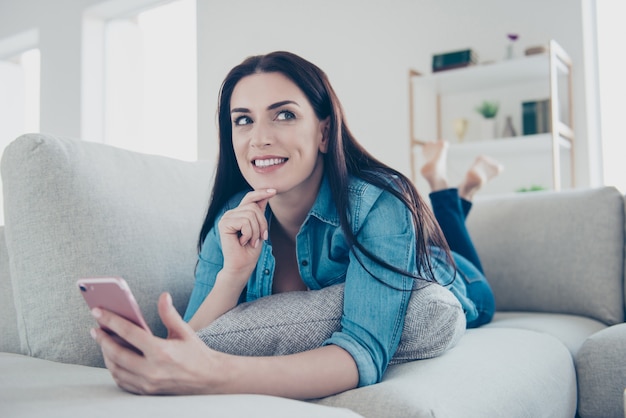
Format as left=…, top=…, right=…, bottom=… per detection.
left=420, top=140, right=450, bottom=191
left=459, top=156, right=503, bottom=200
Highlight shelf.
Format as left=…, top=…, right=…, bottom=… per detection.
left=449, top=134, right=571, bottom=154
left=411, top=54, right=552, bottom=94
left=408, top=39, right=575, bottom=193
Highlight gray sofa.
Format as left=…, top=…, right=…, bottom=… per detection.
left=1, top=133, right=625, bottom=418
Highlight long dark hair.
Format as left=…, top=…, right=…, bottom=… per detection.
left=198, top=51, right=453, bottom=284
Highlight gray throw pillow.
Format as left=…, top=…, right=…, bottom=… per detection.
left=197, top=282, right=465, bottom=364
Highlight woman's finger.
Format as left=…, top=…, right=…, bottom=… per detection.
left=239, top=188, right=276, bottom=207
left=91, top=308, right=152, bottom=356
left=220, top=189, right=275, bottom=247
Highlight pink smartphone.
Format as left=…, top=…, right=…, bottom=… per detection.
left=77, top=277, right=151, bottom=351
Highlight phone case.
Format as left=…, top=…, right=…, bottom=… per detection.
left=77, top=277, right=151, bottom=344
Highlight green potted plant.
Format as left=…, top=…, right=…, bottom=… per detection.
left=475, top=100, right=499, bottom=119
left=475, top=100, right=499, bottom=139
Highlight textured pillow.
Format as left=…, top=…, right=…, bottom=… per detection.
left=1, top=133, right=212, bottom=367
left=197, top=282, right=465, bottom=364
left=467, top=187, right=625, bottom=325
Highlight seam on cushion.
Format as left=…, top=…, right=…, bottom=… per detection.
left=202, top=317, right=341, bottom=337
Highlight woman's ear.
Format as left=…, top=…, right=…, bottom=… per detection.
left=319, top=117, right=330, bottom=153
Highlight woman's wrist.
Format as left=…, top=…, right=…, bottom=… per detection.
left=188, top=270, right=247, bottom=331
left=214, top=268, right=250, bottom=293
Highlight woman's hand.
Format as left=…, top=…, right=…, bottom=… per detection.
left=91, top=293, right=224, bottom=395
left=217, top=188, right=276, bottom=286
left=92, top=292, right=360, bottom=398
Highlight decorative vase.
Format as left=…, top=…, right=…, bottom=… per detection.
left=502, top=115, right=517, bottom=137
left=453, top=118, right=469, bottom=142
left=481, top=117, right=497, bottom=140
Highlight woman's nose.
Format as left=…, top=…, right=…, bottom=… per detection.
left=250, top=123, right=272, bottom=148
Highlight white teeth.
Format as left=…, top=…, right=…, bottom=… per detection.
left=254, top=158, right=286, bottom=167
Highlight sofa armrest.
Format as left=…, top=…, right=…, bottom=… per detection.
left=466, top=187, right=625, bottom=325
left=1, top=134, right=213, bottom=366
left=576, top=323, right=626, bottom=418
left=0, top=226, right=20, bottom=354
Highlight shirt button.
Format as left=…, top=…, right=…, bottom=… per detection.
left=263, top=269, right=270, bottom=275
left=301, top=260, right=309, bottom=267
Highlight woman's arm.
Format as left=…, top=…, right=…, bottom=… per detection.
left=92, top=292, right=359, bottom=399
left=186, top=189, right=276, bottom=328
left=187, top=270, right=247, bottom=331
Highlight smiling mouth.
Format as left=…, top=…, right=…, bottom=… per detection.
left=253, top=158, right=287, bottom=168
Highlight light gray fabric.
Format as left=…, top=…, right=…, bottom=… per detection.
left=485, top=311, right=607, bottom=356
left=623, top=194, right=626, bottom=309
left=197, top=282, right=466, bottom=364
left=0, top=353, right=362, bottom=418
left=576, top=323, right=626, bottom=418
left=0, top=227, right=21, bottom=353
left=1, top=134, right=213, bottom=367
left=467, top=187, right=625, bottom=325
left=314, top=328, right=578, bottom=418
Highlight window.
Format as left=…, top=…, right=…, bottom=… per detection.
left=596, top=0, right=626, bottom=193
left=0, top=36, right=40, bottom=225
left=0, top=48, right=40, bottom=139
left=85, top=0, right=197, bottom=161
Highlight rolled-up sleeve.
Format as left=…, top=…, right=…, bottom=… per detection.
left=323, top=189, right=416, bottom=386
left=183, top=222, right=225, bottom=322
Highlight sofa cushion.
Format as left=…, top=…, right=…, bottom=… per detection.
left=576, top=323, right=626, bottom=418
left=0, top=226, right=21, bottom=353
left=197, top=282, right=466, bottom=364
left=313, top=328, right=577, bottom=417
left=468, top=187, right=625, bottom=325
left=0, top=353, right=362, bottom=418
left=485, top=311, right=607, bottom=356
left=1, top=134, right=212, bottom=367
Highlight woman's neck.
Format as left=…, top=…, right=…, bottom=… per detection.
left=269, top=191, right=316, bottom=240
left=268, top=171, right=324, bottom=240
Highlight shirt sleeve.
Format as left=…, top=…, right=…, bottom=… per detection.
left=183, top=220, right=224, bottom=322
left=323, top=188, right=417, bottom=386
left=184, top=192, right=252, bottom=322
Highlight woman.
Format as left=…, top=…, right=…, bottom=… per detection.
left=419, top=139, right=499, bottom=327
left=90, top=51, right=494, bottom=398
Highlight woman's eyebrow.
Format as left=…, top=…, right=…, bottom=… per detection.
left=231, top=100, right=300, bottom=114
left=267, top=100, right=299, bottom=110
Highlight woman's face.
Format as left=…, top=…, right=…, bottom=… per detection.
left=229, top=72, right=328, bottom=195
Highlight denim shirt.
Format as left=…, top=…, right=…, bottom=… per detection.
left=184, top=174, right=418, bottom=387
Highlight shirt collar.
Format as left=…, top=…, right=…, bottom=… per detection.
left=306, top=174, right=341, bottom=227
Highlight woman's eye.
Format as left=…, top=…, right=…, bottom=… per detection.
left=234, top=116, right=252, bottom=126
left=276, top=110, right=296, bottom=121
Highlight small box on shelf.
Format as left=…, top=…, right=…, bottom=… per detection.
left=432, top=49, right=477, bottom=73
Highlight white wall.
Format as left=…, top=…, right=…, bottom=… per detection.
left=0, top=0, right=601, bottom=188
left=197, top=0, right=600, bottom=187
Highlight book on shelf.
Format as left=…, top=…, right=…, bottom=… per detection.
left=432, top=49, right=477, bottom=73
left=522, top=99, right=551, bottom=135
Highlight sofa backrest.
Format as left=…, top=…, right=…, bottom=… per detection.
left=467, top=186, right=625, bottom=325
left=1, top=133, right=213, bottom=367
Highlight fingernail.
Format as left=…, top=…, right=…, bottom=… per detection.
left=253, top=238, right=260, bottom=248
left=263, top=230, right=268, bottom=241
left=90, top=328, right=97, bottom=340
left=267, top=188, right=276, bottom=194
left=91, top=308, right=102, bottom=319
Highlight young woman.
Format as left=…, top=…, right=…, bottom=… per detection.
left=90, top=51, right=495, bottom=399
left=419, top=139, right=500, bottom=327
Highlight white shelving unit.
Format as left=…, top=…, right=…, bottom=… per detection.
left=408, top=40, right=574, bottom=195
